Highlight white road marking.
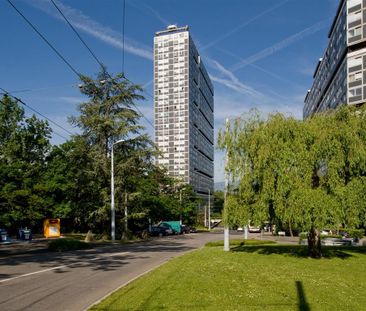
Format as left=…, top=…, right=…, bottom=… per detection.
left=0, top=251, right=129, bottom=284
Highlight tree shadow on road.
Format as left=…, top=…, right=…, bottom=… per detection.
left=0, top=238, right=196, bottom=278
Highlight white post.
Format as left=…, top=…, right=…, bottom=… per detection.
left=223, top=117, right=230, bottom=252
left=224, top=227, right=230, bottom=251
left=208, top=188, right=211, bottom=230
left=111, top=144, right=115, bottom=241
left=244, top=225, right=248, bottom=240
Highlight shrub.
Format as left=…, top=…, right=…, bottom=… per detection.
left=48, top=238, right=91, bottom=252
left=205, top=239, right=276, bottom=247
left=347, top=229, right=364, bottom=239
left=321, top=234, right=342, bottom=239
left=299, top=232, right=308, bottom=240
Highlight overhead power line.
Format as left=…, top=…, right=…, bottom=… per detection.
left=0, top=98, right=69, bottom=141
left=49, top=0, right=105, bottom=70
left=48, top=0, right=154, bottom=130
left=0, top=87, right=75, bottom=138
left=6, top=0, right=81, bottom=77
left=8, top=0, right=154, bottom=131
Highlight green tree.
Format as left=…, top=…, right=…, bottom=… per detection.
left=219, top=107, right=366, bottom=258
left=0, top=95, right=52, bottom=228
left=69, top=67, right=153, bottom=233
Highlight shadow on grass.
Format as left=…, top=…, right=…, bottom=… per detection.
left=231, top=244, right=366, bottom=259
left=296, top=281, right=310, bottom=311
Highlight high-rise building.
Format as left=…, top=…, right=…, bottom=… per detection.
left=154, top=25, right=214, bottom=197
left=304, top=0, right=366, bottom=118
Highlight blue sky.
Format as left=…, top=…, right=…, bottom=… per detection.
left=0, top=0, right=340, bottom=182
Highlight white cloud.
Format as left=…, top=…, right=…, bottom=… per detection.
left=29, top=0, right=153, bottom=61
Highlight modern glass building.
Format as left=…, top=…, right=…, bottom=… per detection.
left=304, top=0, right=366, bottom=118
left=154, top=25, right=214, bottom=197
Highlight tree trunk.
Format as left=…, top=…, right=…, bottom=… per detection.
left=288, top=221, right=293, bottom=237
left=307, top=227, right=321, bottom=258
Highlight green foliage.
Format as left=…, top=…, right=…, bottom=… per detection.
left=0, top=95, right=52, bottom=227
left=0, top=69, right=200, bottom=234
left=346, top=229, right=364, bottom=239
left=213, top=190, right=224, bottom=215
left=48, top=238, right=91, bottom=252
left=218, top=106, right=366, bottom=256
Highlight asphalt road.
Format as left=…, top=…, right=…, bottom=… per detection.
left=0, top=232, right=223, bottom=311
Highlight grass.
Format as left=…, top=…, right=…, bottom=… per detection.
left=90, top=243, right=366, bottom=311
left=48, top=238, right=91, bottom=252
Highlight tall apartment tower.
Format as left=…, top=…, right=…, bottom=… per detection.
left=304, top=0, right=366, bottom=118
left=154, top=25, right=214, bottom=197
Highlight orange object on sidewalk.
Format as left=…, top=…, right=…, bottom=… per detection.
left=43, top=219, right=61, bottom=238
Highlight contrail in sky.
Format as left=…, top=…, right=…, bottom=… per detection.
left=230, top=19, right=331, bottom=72
left=201, top=0, right=291, bottom=51
left=128, top=1, right=171, bottom=26
left=28, top=0, right=153, bottom=61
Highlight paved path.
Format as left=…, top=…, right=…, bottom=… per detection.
left=0, top=233, right=221, bottom=311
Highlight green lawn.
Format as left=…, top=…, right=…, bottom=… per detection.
left=90, top=243, right=366, bottom=311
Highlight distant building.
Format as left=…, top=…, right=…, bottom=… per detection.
left=154, top=25, right=214, bottom=197
left=304, top=0, right=366, bottom=118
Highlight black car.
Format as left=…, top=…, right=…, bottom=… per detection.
left=181, top=225, right=190, bottom=234
left=149, top=225, right=173, bottom=237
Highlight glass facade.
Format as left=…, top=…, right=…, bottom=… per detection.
left=154, top=26, right=214, bottom=196
left=304, top=0, right=366, bottom=118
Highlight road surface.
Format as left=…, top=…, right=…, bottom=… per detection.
left=0, top=232, right=222, bottom=311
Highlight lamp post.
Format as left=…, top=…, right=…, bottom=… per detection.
left=111, top=139, right=125, bottom=241
left=208, top=188, right=211, bottom=230
left=179, top=189, right=182, bottom=225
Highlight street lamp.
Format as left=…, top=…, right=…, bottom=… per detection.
left=111, top=138, right=125, bottom=241
left=208, top=188, right=211, bottom=230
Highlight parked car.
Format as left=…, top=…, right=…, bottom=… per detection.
left=249, top=226, right=261, bottom=233
left=149, top=225, right=173, bottom=237
left=321, top=229, right=331, bottom=235
left=181, top=225, right=190, bottom=234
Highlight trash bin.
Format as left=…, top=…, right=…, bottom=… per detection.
left=18, top=228, right=32, bottom=241
left=43, top=219, right=61, bottom=238
left=0, top=228, right=9, bottom=242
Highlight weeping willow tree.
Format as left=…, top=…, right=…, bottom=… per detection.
left=218, top=107, right=366, bottom=258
